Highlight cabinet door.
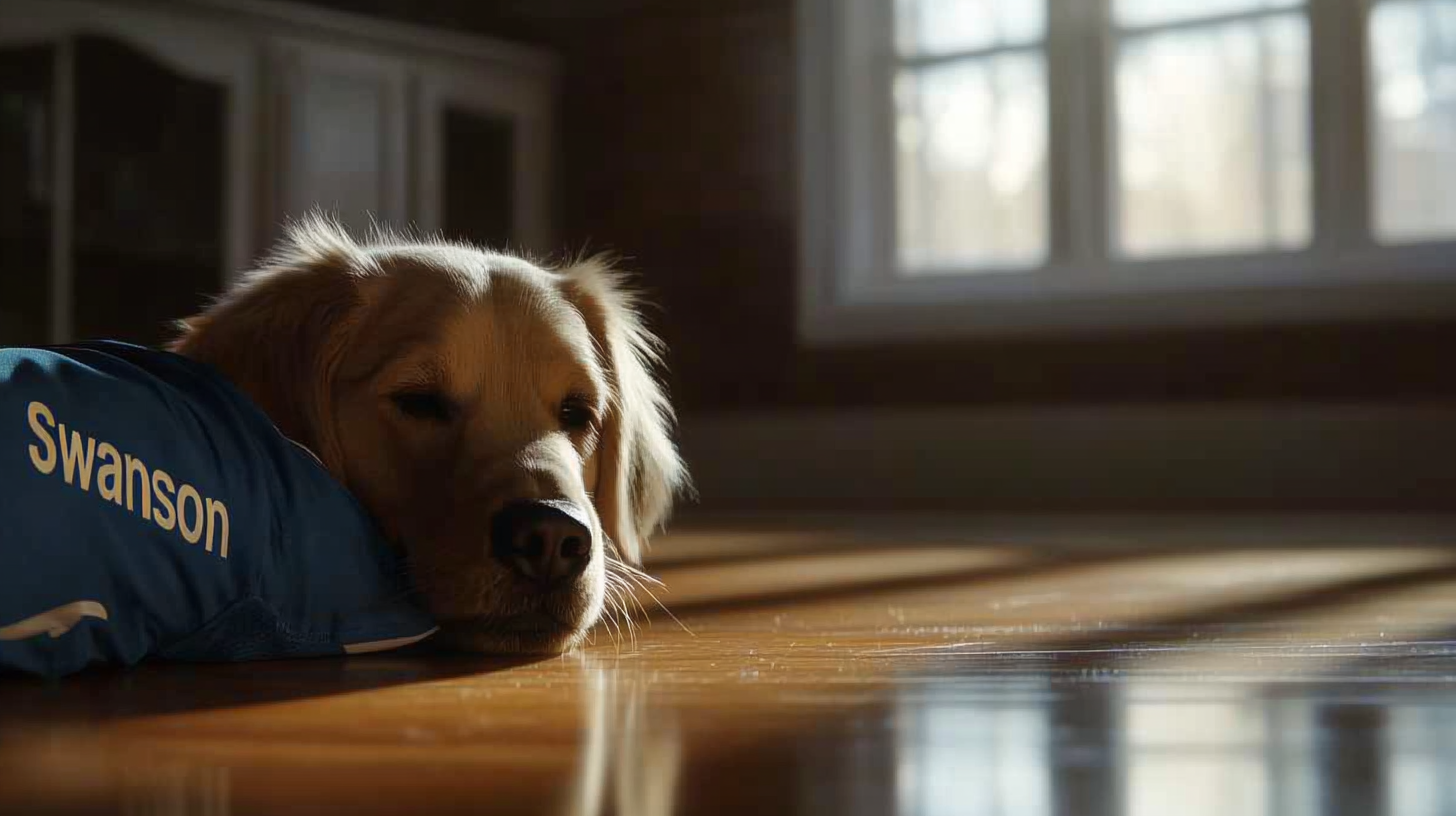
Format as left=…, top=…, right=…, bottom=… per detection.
left=269, top=41, right=409, bottom=240
left=416, top=65, right=555, bottom=254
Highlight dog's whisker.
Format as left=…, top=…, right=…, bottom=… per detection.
left=605, top=608, right=625, bottom=648
left=610, top=560, right=665, bottom=589
left=597, top=586, right=626, bottom=647
left=610, top=569, right=674, bottom=638
left=618, top=569, right=694, bottom=637
left=617, top=578, right=651, bottom=627
left=604, top=567, right=652, bottom=631
left=606, top=582, right=643, bottom=649
left=610, top=586, right=640, bottom=646
left=596, top=571, right=655, bottom=646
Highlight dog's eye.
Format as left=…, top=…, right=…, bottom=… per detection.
left=559, top=395, right=595, bottom=431
left=391, top=390, right=456, bottom=423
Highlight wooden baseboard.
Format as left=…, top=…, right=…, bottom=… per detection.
left=672, top=402, right=1456, bottom=515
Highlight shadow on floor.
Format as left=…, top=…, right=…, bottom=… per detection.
left=647, top=548, right=1249, bottom=618
left=878, top=559, right=1456, bottom=676
left=0, top=646, right=542, bottom=722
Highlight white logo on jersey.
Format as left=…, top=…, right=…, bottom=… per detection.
left=0, top=600, right=109, bottom=641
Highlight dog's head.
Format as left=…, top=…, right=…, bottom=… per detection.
left=170, top=216, right=688, bottom=654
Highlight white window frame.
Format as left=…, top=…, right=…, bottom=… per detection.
left=797, top=0, right=1456, bottom=345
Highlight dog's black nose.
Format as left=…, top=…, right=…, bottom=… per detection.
left=490, top=500, right=593, bottom=586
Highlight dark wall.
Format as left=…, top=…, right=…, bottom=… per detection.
left=305, top=0, right=1456, bottom=415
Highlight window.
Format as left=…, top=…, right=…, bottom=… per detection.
left=798, top=0, right=1456, bottom=343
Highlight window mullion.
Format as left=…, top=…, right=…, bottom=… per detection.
left=1046, top=0, right=1112, bottom=272
left=1310, top=0, right=1375, bottom=256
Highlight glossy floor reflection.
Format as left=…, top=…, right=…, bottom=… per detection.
left=3, top=516, right=1456, bottom=816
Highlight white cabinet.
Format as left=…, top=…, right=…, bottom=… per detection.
left=0, top=0, right=558, bottom=346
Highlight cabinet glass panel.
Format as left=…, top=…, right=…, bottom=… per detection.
left=72, top=34, right=226, bottom=346
left=0, top=44, right=55, bottom=346
left=443, top=106, right=515, bottom=251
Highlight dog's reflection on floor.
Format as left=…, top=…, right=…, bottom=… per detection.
left=565, top=661, right=684, bottom=816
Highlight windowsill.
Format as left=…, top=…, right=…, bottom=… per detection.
left=800, top=240, right=1456, bottom=345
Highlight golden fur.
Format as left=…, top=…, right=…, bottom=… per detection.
left=169, top=215, right=688, bottom=654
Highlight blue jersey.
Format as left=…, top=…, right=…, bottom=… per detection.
left=0, top=341, right=437, bottom=678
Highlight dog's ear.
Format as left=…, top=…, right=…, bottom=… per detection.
left=559, top=255, right=689, bottom=567
left=169, top=215, right=376, bottom=474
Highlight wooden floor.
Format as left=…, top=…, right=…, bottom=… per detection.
left=4, top=515, right=1456, bottom=816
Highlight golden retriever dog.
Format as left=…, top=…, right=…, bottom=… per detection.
left=168, top=215, right=688, bottom=655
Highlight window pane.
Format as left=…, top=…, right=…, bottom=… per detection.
left=1115, top=14, right=1311, bottom=258
left=1370, top=0, right=1456, bottom=244
left=1114, top=0, right=1301, bottom=29
left=895, top=54, right=1048, bottom=271
left=895, top=0, right=1045, bottom=55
